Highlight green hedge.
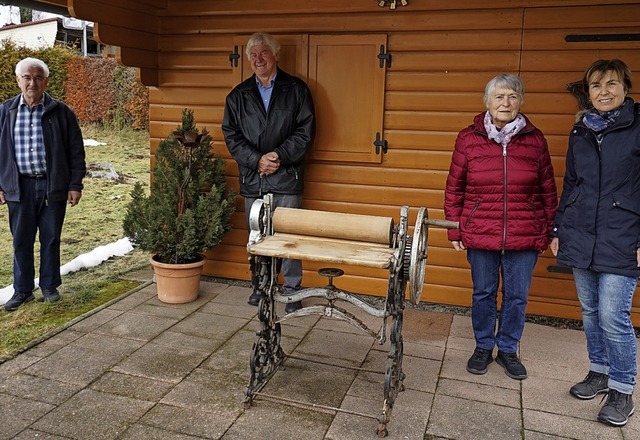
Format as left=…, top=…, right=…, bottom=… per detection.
left=0, top=40, right=148, bottom=129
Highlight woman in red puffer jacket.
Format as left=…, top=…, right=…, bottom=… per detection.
left=444, top=73, right=557, bottom=381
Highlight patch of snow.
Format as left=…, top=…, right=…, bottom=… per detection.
left=84, top=139, right=107, bottom=147
left=0, top=237, right=134, bottom=305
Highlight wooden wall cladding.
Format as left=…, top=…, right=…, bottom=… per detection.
left=71, top=0, right=640, bottom=324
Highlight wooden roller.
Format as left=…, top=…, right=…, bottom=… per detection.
left=272, top=207, right=394, bottom=245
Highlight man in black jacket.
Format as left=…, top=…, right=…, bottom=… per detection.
left=0, top=57, right=86, bottom=312
left=222, top=32, right=315, bottom=313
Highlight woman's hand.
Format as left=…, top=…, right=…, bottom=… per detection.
left=451, top=240, right=466, bottom=251
left=550, top=237, right=559, bottom=256
left=637, top=248, right=640, bottom=268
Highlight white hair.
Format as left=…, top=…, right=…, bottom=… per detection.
left=15, top=57, right=50, bottom=78
left=483, top=73, right=524, bottom=107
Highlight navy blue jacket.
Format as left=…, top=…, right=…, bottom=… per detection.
left=222, top=68, right=315, bottom=197
left=554, top=98, right=640, bottom=277
left=0, top=93, right=85, bottom=203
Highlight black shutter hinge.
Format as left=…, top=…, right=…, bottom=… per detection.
left=374, top=132, right=388, bottom=155
left=377, top=45, right=391, bottom=68
left=229, top=45, right=240, bottom=67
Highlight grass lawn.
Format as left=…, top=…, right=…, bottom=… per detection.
left=0, top=123, right=152, bottom=359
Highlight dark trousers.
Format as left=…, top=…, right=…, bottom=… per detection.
left=7, top=176, right=67, bottom=293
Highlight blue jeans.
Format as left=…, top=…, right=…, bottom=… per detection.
left=245, top=194, right=303, bottom=292
left=467, top=249, right=538, bottom=353
left=573, top=268, right=637, bottom=394
left=7, top=176, right=67, bottom=293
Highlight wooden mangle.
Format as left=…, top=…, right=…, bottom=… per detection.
left=243, top=193, right=458, bottom=437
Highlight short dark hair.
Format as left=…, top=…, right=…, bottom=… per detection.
left=582, top=59, right=632, bottom=93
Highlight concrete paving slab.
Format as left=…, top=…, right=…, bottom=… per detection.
left=371, top=337, right=446, bottom=362
left=70, top=332, right=146, bottom=357
left=291, top=328, right=374, bottom=368
left=140, top=402, right=236, bottom=439
left=210, top=285, right=253, bottom=305
left=106, top=285, right=157, bottom=311
left=524, top=431, right=575, bottom=440
left=0, top=393, right=55, bottom=440
left=68, top=308, right=124, bottom=333
left=436, top=377, right=521, bottom=408
left=12, top=429, right=72, bottom=440
left=327, top=389, right=433, bottom=440
left=449, top=314, right=474, bottom=339
left=427, top=394, right=522, bottom=440
left=152, top=329, right=227, bottom=352
left=18, top=328, right=85, bottom=358
left=199, top=300, right=260, bottom=320
left=31, top=389, right=154, bottom=440
left=119, top=424, right=204, bottom=440
left=264, top=358, right=358, bottom=408
left=92, top=311, right=180, bottom=341
left=0, top=373, right=82, bottom=405
left=361, top=349, right=440, bottom=393
left=523, top=408, right=624, bottom=440
left=0, top=354, right=41, bottom=380
left=90, top=371, right=174, bottom=402
left=202, top=328, right=255, bottom=375
left=112, top=342, right=211, bottom=384
left=24, top=336, right=143, bottom=386
left=130, top=301, right=202, bottom=320
left=403, top=308, right=453, bottom=343
left=160, top=368, right=245, bottom=415
left=170, top=311, right=249, bottom=341
left=222, top=399, right=333, bottom=440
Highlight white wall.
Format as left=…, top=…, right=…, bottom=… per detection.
left=0, top=20, right=57, bottom=49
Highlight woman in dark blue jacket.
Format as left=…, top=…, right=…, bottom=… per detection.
left=551, top=59, right=639, bottom=427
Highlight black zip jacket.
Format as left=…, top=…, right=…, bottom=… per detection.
left=222, top=68, right=315, bottom=197
left=554, top=98, right=640, bottom=277
left=0, top=93, right=85, bottom=203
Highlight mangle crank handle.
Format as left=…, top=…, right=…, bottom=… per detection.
left=426, top=218, right=459, bottom=229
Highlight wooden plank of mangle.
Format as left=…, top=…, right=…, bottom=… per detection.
left=247, top=233, right=394, bottom=269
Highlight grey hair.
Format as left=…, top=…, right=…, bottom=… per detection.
left=483, top=74, right=524, bottom=107
left=245, top=32, right=281, bottom=60
left=15, top=57, right=50, bottom=78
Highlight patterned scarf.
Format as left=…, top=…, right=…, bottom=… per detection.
left=582, top=103, right=624, bottom=133
left=484, top=111, right=527, bottom=147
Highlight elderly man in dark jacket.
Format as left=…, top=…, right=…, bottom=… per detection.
left=0, top=57, right=86, bottom=312
left=222, top=32, right=315, bottom=313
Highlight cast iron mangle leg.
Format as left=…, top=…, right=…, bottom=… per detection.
left=376, top=206, right=409, bottom=437
left=245, top=254, right=284, bottom=408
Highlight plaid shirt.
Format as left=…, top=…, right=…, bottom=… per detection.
left=14, top=95, right=46, bottom=176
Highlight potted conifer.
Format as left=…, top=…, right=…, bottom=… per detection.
left=123, top=109, right=235, bottom=303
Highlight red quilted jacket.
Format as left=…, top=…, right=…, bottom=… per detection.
left=444, top=112, right=557, bottom=251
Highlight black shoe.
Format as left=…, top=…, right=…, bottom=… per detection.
left=496, top=351, right=527, bottom=380
left=570, top=371, right=609, bottom=400
left=598, top=389, right=635, bottom=426
left=466, top=347, right=493, bottom=375
left=284, top=301, right=303, bottom=314
left=4, top=291, right=35, bottom=312
left=247, top=291, right=260, bottom=306
left=41, top=288, right=61, bottom=303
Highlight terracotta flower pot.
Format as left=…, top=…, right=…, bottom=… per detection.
left=150, top=255, right=206, bottom=304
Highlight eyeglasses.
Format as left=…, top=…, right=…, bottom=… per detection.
left=20, top=75, right=46, bottom=83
